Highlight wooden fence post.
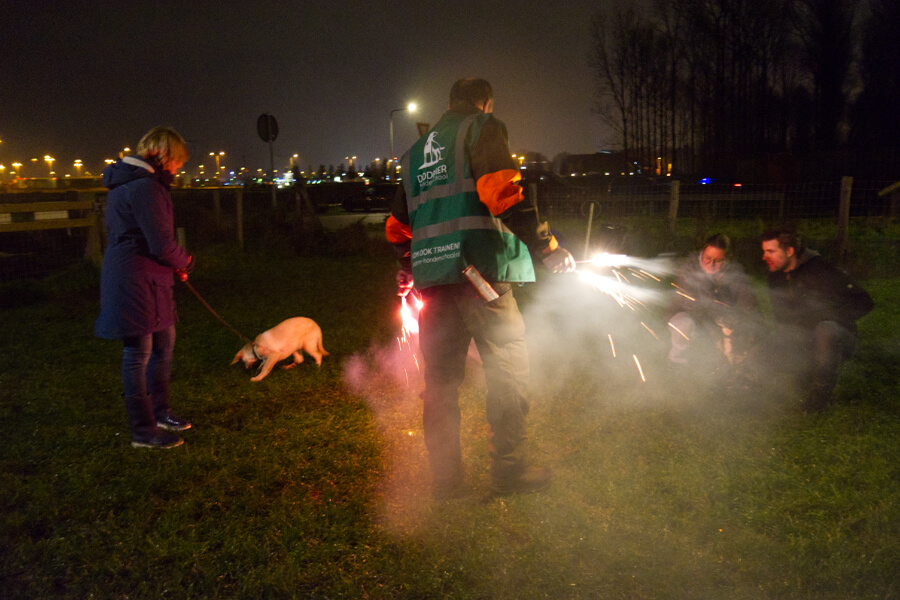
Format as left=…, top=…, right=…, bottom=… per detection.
left=81, top=192, right=104, bottom=266
left=836, top=176, right=852, bottom=265
left=877, top=181, right=900, bottom=219
left=668, top=180, right=680, bottom=239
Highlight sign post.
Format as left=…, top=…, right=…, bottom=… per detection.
left=257, top=113, right=279, bottom=209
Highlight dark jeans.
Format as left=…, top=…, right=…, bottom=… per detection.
left=122, top=325, right=176, bottom=439
left=418, top=283, right=531, bottom=489
left=764, top=321, right=857, bottom=395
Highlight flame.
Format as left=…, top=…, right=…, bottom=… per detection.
left=399, top=294, right=422, bottom=336
left=591, top=252, right=629, bottom=268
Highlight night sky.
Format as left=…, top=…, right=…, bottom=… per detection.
left=1, top=0, right=611, bottom=179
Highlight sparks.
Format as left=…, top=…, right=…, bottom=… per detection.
left=633, top=354, right=646, bottom=382
left=590, top=252, right=629, bottom=268
left=608, top=334, right=616, bottom=357
left=668, top=321, right=690, bottom=341
left=640, top=322, right=659, bottom=340
left=399, top=294, right=421, bottom=335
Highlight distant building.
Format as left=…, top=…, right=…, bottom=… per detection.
left=557, top=152, right=629, bottom=177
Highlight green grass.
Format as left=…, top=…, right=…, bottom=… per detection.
left=2, top=236, right=899, bottom=599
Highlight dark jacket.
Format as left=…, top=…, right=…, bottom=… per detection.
left=666, top=252, right=759, bottom=329
left=94, top=157, right=191, bottom=339
left=767, top=249, right=873, bottom=333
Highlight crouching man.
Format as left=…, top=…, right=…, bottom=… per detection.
left=761, top=229, right=873, bottom=411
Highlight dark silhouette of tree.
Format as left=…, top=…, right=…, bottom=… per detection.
left=589, top=0, right=889, bottom=180
left=791, top=0, right=861, bottom=152
left=850, top=0, right=900, bottom=151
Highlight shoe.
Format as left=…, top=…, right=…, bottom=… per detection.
left=131, top=432, right=184, bottom=449
left=433, top=482, right=473, bottom=501
left=801, top=384, right=834, bottom=414
left=491, top=465, right=552, bottom=497
left=432, top=469, right=468, bottom=501
left=157, top=413, right=192, bottom=432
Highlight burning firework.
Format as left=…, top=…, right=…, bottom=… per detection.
left=569, top=251, right=674, bottom=383
left=399, top=293, right=422, bottom=337
left=396, top=292, right=424, bottom=386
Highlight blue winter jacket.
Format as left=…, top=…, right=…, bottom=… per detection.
left=94, top=157, right=191, bottom=339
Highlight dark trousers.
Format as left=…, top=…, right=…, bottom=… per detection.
left=418, top=283, right=530, bottom=489
left=122, top=325, right=176, bottom=439
left=766, top=321, right=857, bottom=395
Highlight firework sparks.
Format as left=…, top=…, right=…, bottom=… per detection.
left=633, top=354, right=646, bottom=382
left=399, top=293, right=422, bottom=336
left=640, top=322, right=659, bottom=340
left=572, top=252, right=673, bottom=384
left=668, top=321, right=690, bottom=341
left=395, top=292, right=424, bottom=388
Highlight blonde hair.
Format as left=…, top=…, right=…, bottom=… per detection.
left=136, top=126, right=189, bottom=168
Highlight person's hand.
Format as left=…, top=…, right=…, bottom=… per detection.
left=542, top=247, right=576, bottom=273
left=396, top=269, right=414, bottom=296
left=176, top=256, right=194, bottom=282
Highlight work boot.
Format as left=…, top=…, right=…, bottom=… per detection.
left=131, top=431, right=184, bottom=449
left=801, top=382, right=834, bottom=414
left=432, top=464, right=466, bottom=501
left=491, top=465, right=552, bottom=497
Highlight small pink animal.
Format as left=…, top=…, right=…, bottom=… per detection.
left=231, top=317, right=329, bottom=382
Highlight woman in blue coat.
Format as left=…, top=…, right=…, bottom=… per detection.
left=95, top=127, right=194, bottom=449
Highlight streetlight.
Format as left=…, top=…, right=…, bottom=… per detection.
left=74, top=160, right=83, bottom=176
left=44, top=155, right=55, bottom=176
left=209, top=151, right=224, bottom=178
left=389, top=102, right=417, bottom=171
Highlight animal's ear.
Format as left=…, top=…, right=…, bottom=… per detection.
left=231, top=351, right=242, bottom=365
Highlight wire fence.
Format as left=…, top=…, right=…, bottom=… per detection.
left=2, top=178, right=899, bottom=284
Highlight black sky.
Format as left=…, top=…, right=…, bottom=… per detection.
left=1, top=0, right=612, bottom=178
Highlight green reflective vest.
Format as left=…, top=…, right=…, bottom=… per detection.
left=399, top=112, right=535, bottom=289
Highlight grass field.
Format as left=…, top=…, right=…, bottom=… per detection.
left=1, top=231, right=899, bottom=599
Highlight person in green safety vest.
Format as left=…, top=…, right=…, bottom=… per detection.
left=386, top=78, right=575, bottom=499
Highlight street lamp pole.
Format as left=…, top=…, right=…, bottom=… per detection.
left=389, top=102, right=417, bottom=179
left=210, top=151, right=224, bottom=180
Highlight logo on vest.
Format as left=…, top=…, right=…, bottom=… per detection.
left=419, top=132, right=445, bottom=169
left=417, top=132, right=449, bottom=186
